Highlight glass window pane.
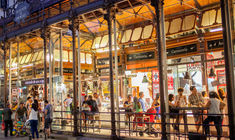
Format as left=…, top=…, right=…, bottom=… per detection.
left=69, top=51, right=73, bottom=62
left=36, top=51, right=43, bottom=61
left=62, top=50, right=68, bottom=62
left=32, top=52, right=39, bottom=62
left=81, top=53, right=85, bottom=63
left=86, top=54, right=92, bottom=64
left=25, top=54, right=32, bottom=64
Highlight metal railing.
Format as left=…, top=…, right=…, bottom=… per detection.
left=50, top=108, right=230, bottom=139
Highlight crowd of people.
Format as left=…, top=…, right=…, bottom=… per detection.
left=1, top=97, right=53, bottom=140
left=1, top=87, right=227, bottom=139
left=123, top=86, right=227, bottom=139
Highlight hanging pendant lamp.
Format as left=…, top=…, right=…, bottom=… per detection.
left=184, top=71, right=191, bottom=79
left=142, top=75, right=149, bottom=83
left=209, top=68, right=216, bottom=77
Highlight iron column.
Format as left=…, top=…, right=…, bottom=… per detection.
left=3, top=42, right=7, bottom=107
left=151, top=0, right=168, bottom=139
left=69, top=17, right=79, bottom=136
left=41, top=29, right=48, bottom=101
left=104, top=6, right=117, bottom=139
left=220, top=0, right=235, bottom=139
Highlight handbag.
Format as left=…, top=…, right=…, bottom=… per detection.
left=1, top=121, right=5, bottom=130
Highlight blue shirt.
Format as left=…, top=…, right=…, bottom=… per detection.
left=44, top=104, right=52, bottom=119
left=139, top=98, right=146, bottom=112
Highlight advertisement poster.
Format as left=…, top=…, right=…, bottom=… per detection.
left=217, top=69, right=226, bottom=91
left=152, top=70, right=173, bottom=98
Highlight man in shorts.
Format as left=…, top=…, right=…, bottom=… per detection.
left=44, top=100, right=53, bottom=138
left=188, top=86, right=204, bottom=133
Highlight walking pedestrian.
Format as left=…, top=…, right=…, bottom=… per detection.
left=28, top=103, right=39, bottom=140
left=2, top=104, right=13, bottom=137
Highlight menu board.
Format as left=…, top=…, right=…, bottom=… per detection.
left=207, top=39, right=224, bottom=50
left=167, top=44, right=197, bottom=57
left=127, top=51, right=155, bottom=61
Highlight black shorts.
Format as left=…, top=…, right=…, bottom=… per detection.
left=44, top=118, right=52, bottom=129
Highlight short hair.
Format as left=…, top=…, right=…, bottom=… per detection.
left=127, top=94, right=132, bottom=98
left=67, top=94, right=70, bottom=97
left=44, top=100, right=48, bottom=104
left=169, top=94, right=174, bottom=102
left=93, top=93, right=97, bottom=95
left=190, top=86, right=196, bottom=91
left=178, top=87, right=184, bottom=92
left=88, top=95, right=93, bottom=99
left=27, top=97, right=31, bottom=100
left=209, top=91, right=217, bottom=98
left=84, top=95, right=87, bottom=98
left=139, top=92, right=144, bottom=97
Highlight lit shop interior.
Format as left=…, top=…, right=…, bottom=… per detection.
left=1, top=0, right=232, bottom=135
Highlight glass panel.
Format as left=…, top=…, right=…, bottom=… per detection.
left=54, top=49, right=60, bottom=61
left=20, top=55, right=27, bottom=64
left=62, top=50, right=68, bottom=62
left=69, top=51, right=73, bottom=62
left=100, top=35, right=108, bottom=48
left=31, top=52, right=39, bottom=62
left=169, top=18, right=182, bottom=33
left=92, top=36, right=102, bottom=49
left=86, top=53, right=92, bottom=64
left=36, top=51, right=43, bottom=61
left=25, top=54, right=32, bottom=64
left=201, top=9, right=216, bottom=26
left=182, top=15, right=195, bottom=30
left=131, top=27, right=142, bottom=41
left=121, top=29, right=132, bottom=43
left=81, top=52, right=85, bottom=63
left=142, top=25, right=153, bottom=39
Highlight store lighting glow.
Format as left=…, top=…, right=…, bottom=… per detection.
left=210, top=27, right=222, bottom=32
left=95, top=44, right=99, bottom=49
left=47, top=54, right=53, bottom=62
left=10, top=64, right=33, bottom=70
left=96, top=47, right=120, bottom=53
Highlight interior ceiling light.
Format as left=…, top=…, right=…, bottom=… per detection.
left=210, top=27, right=223, bottom=32
left=209, top=68, right=216, bottom=77
left=184, top=71, right=191, bottom=80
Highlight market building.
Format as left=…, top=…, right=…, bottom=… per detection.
left=0, top=0, right=234, bottom=139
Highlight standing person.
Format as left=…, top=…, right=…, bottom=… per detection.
left=2, top=104, right=13, bottom=137
left=175, top=88, right=187, bottom=132
left=63, top=94, right=72, bottom=123
left=28, top=103, right=39, bottom=140
left=15, top=102, right=27, bottom=121
left=87, top=95, right=99, bottom=121
left=169, top=94, right=179, bottom=130
left=188, top=86, right=204, bottom=133
left=26, top=97, right=33, bottom=117
left=151, top=93, right=161, bottom=129
left=138, top=92, right=146, bottom=112
left=93, top=93, right=102, bottom=111
left=123, top=95, right=133, bottom=125
left=203, top=91, right=225, bottom=140
left=43, top=100, right=53, bottom=138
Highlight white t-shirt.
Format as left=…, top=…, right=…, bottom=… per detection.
left=29, top=109, right=38, bottom=120
left=208, top=98, right=221, bottom=116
